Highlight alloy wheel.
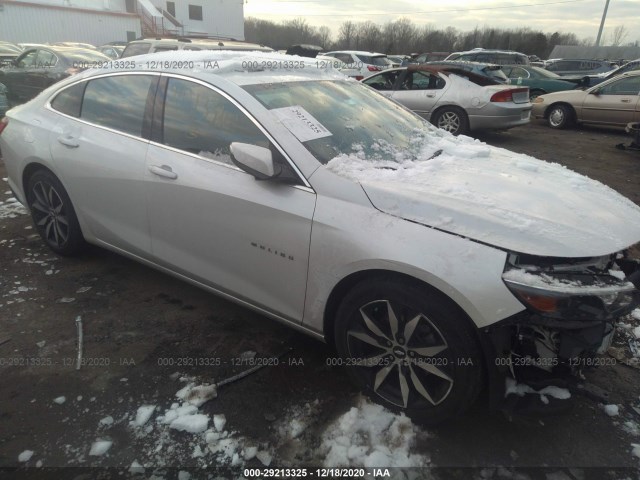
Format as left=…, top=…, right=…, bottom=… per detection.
left=30, top=181, right=70, bottom=249
left=346, top=299, right=454, bottom=408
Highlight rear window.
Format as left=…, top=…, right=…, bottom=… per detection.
left=121, top=42, right=151, bottom=58
left=356, top=54, right=390, bottom=66
left=81, top=75, right=155, bottom=137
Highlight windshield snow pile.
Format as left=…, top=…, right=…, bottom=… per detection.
left=326, top=132, right=640, bottom=257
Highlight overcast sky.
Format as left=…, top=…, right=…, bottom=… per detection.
left=244, top=0, right=640, bottom=45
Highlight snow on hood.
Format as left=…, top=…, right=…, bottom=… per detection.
left=327, top=132, right=640, bottom=257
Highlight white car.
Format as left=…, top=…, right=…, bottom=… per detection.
left=323, top=50, right=393, bottom=79
left=1, top=51, right=640, bottom=423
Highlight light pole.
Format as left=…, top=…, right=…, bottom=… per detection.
left=595, top=0, right=611, bottom=46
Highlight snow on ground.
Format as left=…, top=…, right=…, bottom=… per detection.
left=505, top=378, right=571, bottom=403
left=18, top=450, right=34, bottom=462
left=0, top=196, right=27, bottom=219
left=320, top=396, right=429, bottom=468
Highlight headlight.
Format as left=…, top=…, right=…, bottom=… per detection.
left=503, top=269, right=639, bottom=321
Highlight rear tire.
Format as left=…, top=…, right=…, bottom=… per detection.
left=26, top=170, right=84, bottom=256
left=432, top=107, right=469, bottom=136
left=547, top=104, right=574, bottom=129
left=334, top=276, right=484, bottom=425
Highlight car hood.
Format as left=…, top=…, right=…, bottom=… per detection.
left=326, top=133, right=640, bottom=257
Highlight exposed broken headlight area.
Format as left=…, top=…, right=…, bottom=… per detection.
left=482, top=246, right=640, bottom=415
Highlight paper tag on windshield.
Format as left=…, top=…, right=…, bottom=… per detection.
left=271, top=106, right=332, bottom=143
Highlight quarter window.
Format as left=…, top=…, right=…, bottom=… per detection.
left=51, top=82, right=86, bottom=117
left=17, top=50, right=38, bottom=68
left=162, top=78, right=269, bottom=163
left=81, top=75, right=155, bottom=137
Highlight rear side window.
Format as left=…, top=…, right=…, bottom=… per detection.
left=121, top=42, right=151, bottom=58
left=162, top=78, right=269, bottom=163
left=51, top=82, right=86, bottom=117
left=81, top=75, right=155, bottom=137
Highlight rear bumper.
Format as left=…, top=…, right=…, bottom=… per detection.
left=469, top=107, right=532, bottom=131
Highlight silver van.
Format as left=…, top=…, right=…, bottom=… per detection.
left=121, top=37, right=273, bottom=58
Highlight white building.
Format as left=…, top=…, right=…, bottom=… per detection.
left=0, top=0, right=244, bottom=46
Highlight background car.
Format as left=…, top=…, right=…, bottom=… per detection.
left=363, top=65, right=531, bottom=135
left=0, top=46, right=110, bottom=104
left=97, top=45, right=124, bottom=59
left=445, top=48, right=529, bottom=65
left=314, top=54, right=362, bottom=79
left=0, top=41, right=23, bottom=66
left=532, top=70, right=640, bottom=129
left=565, top=58, right=640, bottom=88
left=501, top=65, right=583, bottom=100
left=121, top=37, right=273, bottom=58
left=544, top=58, right=615, bottom=76
left=425, top=60, right=509, bottom=83
left=323, top=50, right=394, bottom=78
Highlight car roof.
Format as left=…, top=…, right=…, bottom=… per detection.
left=128, top=37, right=272, bottom=51
left=326, top=50, right=387, bottom=56
left=451, top=48, right=527, bottom=55
left=64, top=50, right=350, bottom=87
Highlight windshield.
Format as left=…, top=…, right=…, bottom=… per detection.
left=244, top=80, right=433, bottom=165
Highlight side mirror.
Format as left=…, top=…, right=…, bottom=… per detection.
left=230, top=142, right=275, bottom=180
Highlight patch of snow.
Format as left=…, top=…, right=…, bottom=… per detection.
left=634, top=327, right=640, bottom=339
left=133, top=405, right=156, bottom=427
left=256, top=450, right=273, bottom=466
left=320, top=396, right=428, bottom=468
left=36, top=340, right=45, bottom=348
left=213, top=414, right=226, bottom=432
left=183, top=384, right=217, bottom=407
left=89, top=440, right=112, bottom=456
left=169, top=414, right=209, bottom=433
left=632, top=444, right=640, bottom=459
left=633, top=309, right=640, bottom=321
left=57, top=297, right=75, bottom=303
left=505, top=378, right=571, bottom=401
left=129, top=460, right=145, bottom=474
left=99, top=416, right=114, bottom=426
left=76, top=286, right=92, bottom=293
left=18, top=450, right=34, bottom=462
left=53, top=396, right=66, bottom=405
left=604, top=404, right=620, bottom=417
left=609, top=269, right=626, bottom=280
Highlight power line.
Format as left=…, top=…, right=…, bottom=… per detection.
left=246, top=0, right=590, bottom=16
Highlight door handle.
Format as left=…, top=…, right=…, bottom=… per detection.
left=426, top=94, right=436, bottom=98
left=621, top=99, right=631, bottom=103
left=57, top=135, right=79, bottom=148
left=149, top=164, right=178, bottom=180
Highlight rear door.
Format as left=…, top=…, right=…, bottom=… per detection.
left=48, top=73, right=158, bottom=256
left=3, top=49, right=38, bottom=101
left=390, top=70, right=448, bottom=118
left=145, top=75, right=316, bottom=321
left=581, top=75, right=640, bottom=126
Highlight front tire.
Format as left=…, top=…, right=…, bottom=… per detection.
left=334, top=277, right=484, bottom=425
left=26, top=170, right=84, bottom=256
left=547, top=104, right=574, bottom=129
left=432, top=107, right=469, bottom=136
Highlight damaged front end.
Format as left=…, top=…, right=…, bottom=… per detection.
left=482, top=247, right=640, bottom=416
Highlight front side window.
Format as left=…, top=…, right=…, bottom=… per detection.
left=162, top=78, right=269, bottom=163
left=81, top=75, right=155, bottom=137
left=598, top=76, right=640, bottom=96
left=188, top=4, right=203, bottom=20
left=363, top=71, right=400, bottom=91
left=17, top=50, right=38, bottom=68
left=505, top=67, right=529, bottom=79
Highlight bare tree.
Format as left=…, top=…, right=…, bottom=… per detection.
left=610, top=25, right=628, bottom=46
left=338, top=21, right=357, bottom=49
left=318, top=26, right=332, bottom=49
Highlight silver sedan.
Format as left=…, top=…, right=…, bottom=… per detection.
left=363, top=65, right=532, bottom=136
left=1, top=52, right=639, bottom=423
